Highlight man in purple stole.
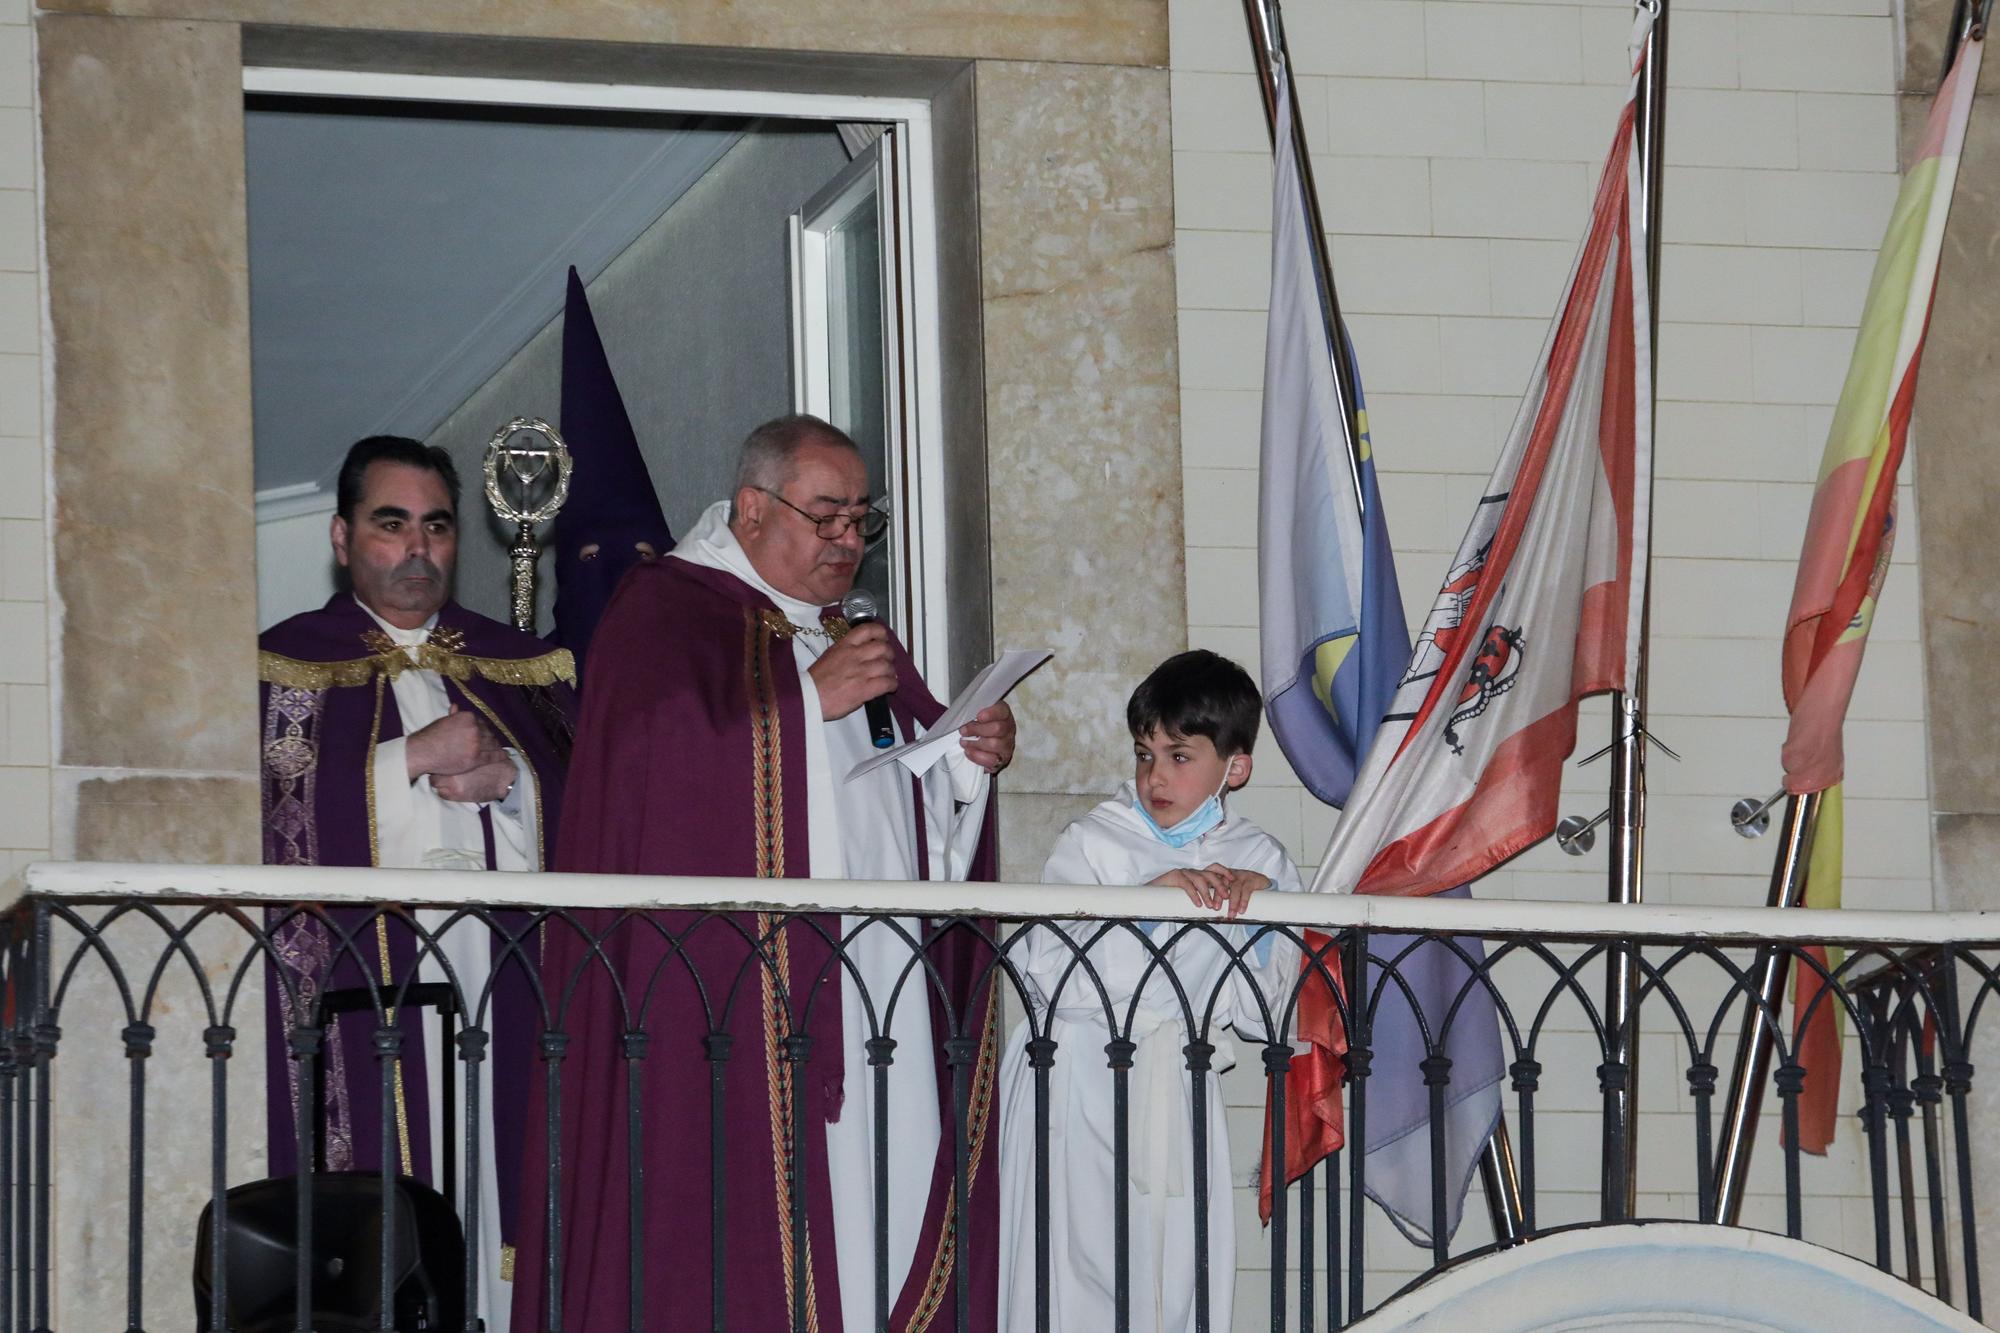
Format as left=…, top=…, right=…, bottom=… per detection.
left=260, top=436, right=576, bottom=1331
left=515, top=415, right=1015, bottom=1332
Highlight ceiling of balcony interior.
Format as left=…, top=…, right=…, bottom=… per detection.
left=245, top=97, right=748, bottom=494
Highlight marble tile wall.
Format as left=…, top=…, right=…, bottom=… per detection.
left=1168, top=0, right=1945, bottom=1304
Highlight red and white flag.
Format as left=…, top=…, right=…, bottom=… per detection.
left=1310, top=18, right=1652, bottom=897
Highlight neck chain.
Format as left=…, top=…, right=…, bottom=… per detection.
left=759, top=609, right=853, bottom=643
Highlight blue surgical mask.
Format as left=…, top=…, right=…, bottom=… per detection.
left=1134, top=766, right=1236, bottom=849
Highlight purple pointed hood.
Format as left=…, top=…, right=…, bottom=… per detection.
left=550, top=266, right=673, bottom=674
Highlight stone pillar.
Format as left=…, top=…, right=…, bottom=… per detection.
left=38, top=16, right=264, bottom=1327
left=39, top=12, right=261, bottom=854
left=1901, top=4, right=2000, bottom=1315
left=975, top=60, right=1187, bottom=877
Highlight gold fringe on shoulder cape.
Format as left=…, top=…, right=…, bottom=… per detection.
left=260, top=635, right=576, bottom=691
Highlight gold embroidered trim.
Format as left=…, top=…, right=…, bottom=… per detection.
left=364, top=676, right=386, bottom=868
left=903, top=989, right=1002, bottom=1333
left=452, top=684, right=547, bottom=869
left=374, top=915, right=416, bottom=1178
left=968, top=993, right=1002, bottom=1181
left=746, top=610, right=785, bottom=880
left=359, top=678, right=416, bottom=1176
left=259, top=640, right=576, bottom=691
left=499, top=1243, right=516, bottom=1284
left=759, top=912, right=820, bottom=1333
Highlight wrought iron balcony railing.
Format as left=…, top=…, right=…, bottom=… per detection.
left=0, top=862, right=1988, bottom=1331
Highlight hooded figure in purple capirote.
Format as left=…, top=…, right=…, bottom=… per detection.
left=258, top=436, right=575, bottom=1331
left=547, top=265, right=674, bottom=677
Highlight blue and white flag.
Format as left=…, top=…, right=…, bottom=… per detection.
left=1256, top=73, right=1409, bottom=809
left=1255, top=59, right=1503, bottom=1249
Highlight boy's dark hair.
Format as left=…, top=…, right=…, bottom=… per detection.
left=335, top=435, right=461, bottom=522
left=1126, top=650, right=1263, bottom=756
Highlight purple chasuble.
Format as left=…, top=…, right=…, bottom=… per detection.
left=259, top=593, right=577, bottom=1257
left=513, top=557, right=1001, bottom=1333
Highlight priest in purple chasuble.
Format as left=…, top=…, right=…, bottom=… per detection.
left=259, top=437, right=576, bottom=1333
left=514, top=414, right=1016, bottom=1333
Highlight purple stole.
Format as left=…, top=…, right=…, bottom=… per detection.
left=514, top=557, right=1000, bottom=1333
left=258, top=594, right=577, bottom=1259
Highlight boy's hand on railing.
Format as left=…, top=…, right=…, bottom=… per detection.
left=1150, top=865, right=1270, bottom=918
left=1216, top=868, right=1270, bottom=920
left=1151, top=866, right=1233, bottom=913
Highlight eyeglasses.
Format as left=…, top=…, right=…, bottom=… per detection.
left=760, top=488, right=891, bottom=542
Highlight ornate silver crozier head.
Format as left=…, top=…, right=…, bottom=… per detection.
left=482, top=417, right=574, bottom=630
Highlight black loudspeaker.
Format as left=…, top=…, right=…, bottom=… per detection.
left=191, top=1172, right=469, bottom=1333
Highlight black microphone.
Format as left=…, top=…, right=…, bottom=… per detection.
left=840, top=589, right=897, bottom=749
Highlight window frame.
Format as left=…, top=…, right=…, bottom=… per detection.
left=243, top=66, right=953, bottom=680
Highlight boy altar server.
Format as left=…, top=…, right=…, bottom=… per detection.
left=996, top=650, right=1302, bottom=1333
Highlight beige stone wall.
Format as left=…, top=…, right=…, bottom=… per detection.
left=1901, top=0, right=2000, bottom=1312
left=21, top=6, right=1182, bottom=882
left=9, top=0, right=1997, bottom=1321
left=976, top=58, right=1190, bottom=876
left=40, top=14, right=262, bottom=864
left=35, top=21, right=267, bottom=1326
left=37, top=0, right=1166, bottom=67
left=17, top=7, right=1183, bottom=1325
left=0, top=0, right=49, bottom=874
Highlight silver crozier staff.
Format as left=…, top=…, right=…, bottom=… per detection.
left=483, top=416, right=573, bottom=632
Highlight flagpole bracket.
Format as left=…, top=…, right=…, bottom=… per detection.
left=1558, top=809, right=1611, bottom=856
left=1730, top=788, right=1788, bottom=839
left=1576, top=724, right=1680, bottom=768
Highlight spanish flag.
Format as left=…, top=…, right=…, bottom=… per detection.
left=1779, top=33, right=1983, bottom=1152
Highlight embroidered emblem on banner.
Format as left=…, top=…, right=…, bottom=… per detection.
left=1404, top=535, right=1493, bottom=691
left=1444, top=625, right=1526, bottom=754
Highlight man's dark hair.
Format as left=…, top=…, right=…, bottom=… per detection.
left=1126, top=650, right=1263, bottom=757
left=335, top=435, right=461, bottom=522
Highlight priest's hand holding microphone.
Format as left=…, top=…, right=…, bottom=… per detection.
left=808, top=590, right=1017, bottom=774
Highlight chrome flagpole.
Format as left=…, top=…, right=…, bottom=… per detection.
left=1603, top=0, right=1668, bottom=1222
left=1239, top=0, right=1367, bottom=515
left=1939, top=0, right=1993, bottom=79
left=1713, top=789, right=1824, bottom=1221
left=1713, top=0, right=1988, bottom=1223
left=1238, top=0, right=1527, bottom=1242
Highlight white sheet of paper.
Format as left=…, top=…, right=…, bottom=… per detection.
left=844, top=648, right=1053, bottom=783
